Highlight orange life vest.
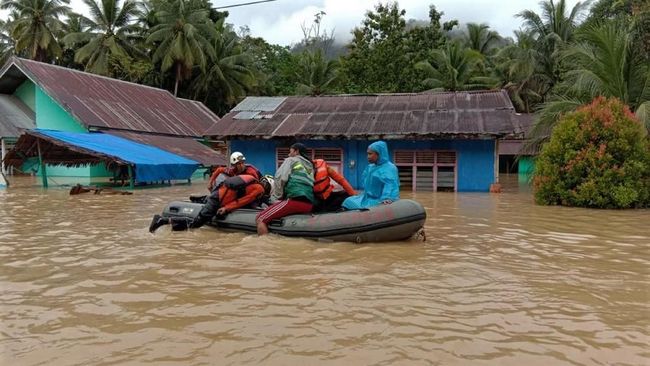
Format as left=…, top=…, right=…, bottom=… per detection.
left=313, top=159, right=333, bottom=200
left=232, top=165, right=262, bottom=180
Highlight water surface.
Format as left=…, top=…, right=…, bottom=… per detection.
left=1, top=175, right=648, bottom=365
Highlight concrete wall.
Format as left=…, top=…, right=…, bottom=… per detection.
left=230, top=138, right=496, bottom=192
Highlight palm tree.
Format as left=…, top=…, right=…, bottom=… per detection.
left=464, top=23, right=501, bottom=56
left=516, top=0, right=592, bottom=99
left=136, top=0, right=159, bottom=34
left=62, top=0, right=143, bottom=76
left=517, top=0, right=591, bottom=43
left=532, top=20, right=650, bottom=144
left=415, top=41, right=493, bottom=91
left=146, top=0, right=216, bottom=96
left=192, top=19, right=256, bottom=107
left=493, top=30, right=547, bottom=113
left=57, top=12, right=89, bottom=68
left=0, top=0, right=70, bottom=62
left=295, top=48, right=339, bottom=96
left=0, top=19, right=14, bottom=64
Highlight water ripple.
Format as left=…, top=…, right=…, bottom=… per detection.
left=0, top=176, right=648, bottom=365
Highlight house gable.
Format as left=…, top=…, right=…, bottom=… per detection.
left=14, top=80, right=34, bottom=111
left=35, top=86, right=86, bottom=132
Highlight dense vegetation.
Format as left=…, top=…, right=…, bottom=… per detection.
left=1, top=0, right=648, bottom=208
left=1, top=0, right=647, bottom=119
left=533, top=97, right=650, bottom=208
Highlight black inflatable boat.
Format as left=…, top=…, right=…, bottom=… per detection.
left=160, top=199, right=426, bottom=243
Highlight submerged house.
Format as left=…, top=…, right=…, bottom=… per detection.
left=0, top=57, right=225, bottom=185
left=204, top=91, right=527, bottom=192
left=498, top=113, right=535, bottom=180
left=0, top=93, right=35, bottom=175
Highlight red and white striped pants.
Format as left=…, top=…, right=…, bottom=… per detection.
left=256, top=199, right=313, bottom=224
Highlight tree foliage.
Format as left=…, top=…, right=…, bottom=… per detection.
left=191, top=18, right=256, bottom=114
left=533, top=97, right=650, bottom=208
left=0, top=0, right=70, bottom=61
left=415, top=40, right=493, bottom=91
left=146, top=0, right=216, bottom=95
left=340, top=2, right=451, bottom=93
left=63, top=0, right=143, bottom=76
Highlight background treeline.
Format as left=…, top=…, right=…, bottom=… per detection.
left=0, top=0, right=648, bottom=135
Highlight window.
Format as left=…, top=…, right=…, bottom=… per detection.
left=394, top=150, right=457, bottom=192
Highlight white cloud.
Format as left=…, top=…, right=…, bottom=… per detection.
left=226, top=0, right=586, bottom=45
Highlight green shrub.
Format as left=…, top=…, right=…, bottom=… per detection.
left=533, top=96, right=650, bottom=208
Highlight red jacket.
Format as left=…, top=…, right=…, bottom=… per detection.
left=208, top=164, right=261, bottom=191
left=218, top=183, right=265, bottom=213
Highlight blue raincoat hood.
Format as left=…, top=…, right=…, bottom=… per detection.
left=368, top=140, right=390, bottom=165
left=342, top=140, right=400, bottom=210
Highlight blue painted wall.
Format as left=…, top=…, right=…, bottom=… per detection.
left=230, top=138, right=496, bottom=192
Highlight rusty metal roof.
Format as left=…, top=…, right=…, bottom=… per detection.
left=177, top=98, right=220, bottom=126
left=106, top=130, right=226, bottom=166
left=0, top=94, right=35, bottom=139
left=0, top=57, right=218, bottom=137
left=205, top=90, right=526, bottom=139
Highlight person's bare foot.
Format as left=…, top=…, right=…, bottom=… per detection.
left=256, top=221, right=268, bottom=235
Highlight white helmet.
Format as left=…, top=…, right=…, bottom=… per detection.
left=260, top=175, right=275, bottom=196
left=230, top=151, right=246, bottom=165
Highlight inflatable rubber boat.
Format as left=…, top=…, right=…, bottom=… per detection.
left=160, top=199, right=426, bottom=243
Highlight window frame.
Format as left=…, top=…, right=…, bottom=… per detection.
left=393, top=149, right=457, bottom=192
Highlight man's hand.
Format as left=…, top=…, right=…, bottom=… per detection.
left=216, top=207, right=228, bottom=216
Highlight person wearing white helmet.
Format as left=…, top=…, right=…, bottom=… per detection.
left=149, top=175, right=274, bottom=233
left=230, top=151, right=245, bottom=165
left=207, top=151, right=261, bottom=192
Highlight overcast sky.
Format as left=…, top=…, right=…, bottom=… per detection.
left=1, top=0, right=586, bottom=46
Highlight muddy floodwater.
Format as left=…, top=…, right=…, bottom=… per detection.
left=1, top=175, right=648, bottom=365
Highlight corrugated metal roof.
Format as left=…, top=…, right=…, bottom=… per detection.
left=0, top=57, right=217, bottom=137
left=106, top=131, right=226, bottom=166
left=176, top=98, right=220, bottom=127
left=205, top=90, right=525, bottom=139
left=0, top=94, right=35, bottom=138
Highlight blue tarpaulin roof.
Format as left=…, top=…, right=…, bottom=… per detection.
left=33, top=129, right=200, bottom=182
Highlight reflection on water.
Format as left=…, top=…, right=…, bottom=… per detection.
left=1, top=175, right=648, bottom=365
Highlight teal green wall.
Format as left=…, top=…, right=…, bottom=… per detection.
left=518, top=156, right=535, bottom=183
left=24, top=161, right=113, bottom=180
left=16, top=83, right=112, bottom=181
left=14, top=81, right=35, bottom=111
left=35, top=87, right=86, bottom=132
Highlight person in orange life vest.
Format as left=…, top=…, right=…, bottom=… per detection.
left=149, top=175, right=272, bottom=232
left=207, top=151, right=261, bottom=192
left=312, top=159, right=356, bottom=212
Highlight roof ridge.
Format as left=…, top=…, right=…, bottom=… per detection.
left=241, top=89, right=507, bottom=99
left=15, top=57, right=176, bottom=96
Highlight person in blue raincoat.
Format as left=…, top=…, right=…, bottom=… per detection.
left=342, top=140, right=400, bottom=210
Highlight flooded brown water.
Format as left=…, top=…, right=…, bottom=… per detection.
left=1, top=175, right=648, bottom=365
